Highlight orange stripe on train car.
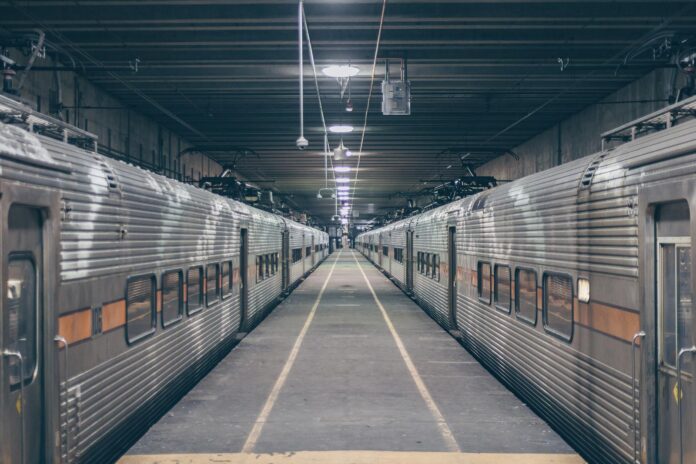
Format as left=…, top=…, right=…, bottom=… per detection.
left=575, top=300, right=640, bottom=343
left=102, top=299, right=126, bottom=332
left=58, top=308, right=92, bottom=344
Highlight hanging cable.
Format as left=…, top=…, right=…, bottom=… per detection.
left=296, top=0, right=309, bottom=149
left=301, top=3, right=339, bottom=213
left=350, top=0, right=388, bottom=221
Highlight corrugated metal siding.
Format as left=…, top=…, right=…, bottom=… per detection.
left=0, top=124, right=328, bottom=463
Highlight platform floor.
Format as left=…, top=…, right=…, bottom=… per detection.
left=121, top=250, right=583, bottom=464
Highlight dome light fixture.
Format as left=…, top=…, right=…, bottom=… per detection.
left=334, top=166, right=351, bottom=173
left=337, top=186, right=350, bottom=191
left=322, top=65, right=360, bottom=79
left=329, top=124, right=354, bottom=134
left=336, top=177, right=350, bottom=183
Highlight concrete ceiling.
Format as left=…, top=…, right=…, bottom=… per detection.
left=3, top=0, right=696, bottom=222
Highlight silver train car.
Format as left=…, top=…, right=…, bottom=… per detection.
left=358, top=116, right=696, bottom=464
left=0, top=121, right=328, bottom=463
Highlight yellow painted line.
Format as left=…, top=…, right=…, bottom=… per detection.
left=240, top=250, right=342, bottom=453
left=119, top=451, right=586, bottom=464
left=351, top=250, right=461, bottom=453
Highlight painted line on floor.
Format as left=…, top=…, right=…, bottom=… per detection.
left=119, top=451, right=586, bottom=464
left=240, top=250, right=342, bottom=453
left=351, top=250, right=461, bottom=453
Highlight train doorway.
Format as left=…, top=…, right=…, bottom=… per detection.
left=406, top=230, right=414, bottom=293
left=240, top=228, right=249, bottom=330
left=447, top=226, right=457, bottom=327
left=2, top=205, right=45, bottom=464
left=378, top=234, right=383, bottom=267
left=282, top=229, right=290, bottom=291
left=654, top=200, right=695, bottom=464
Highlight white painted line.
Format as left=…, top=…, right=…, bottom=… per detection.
left=334, top=304, right=360, bottom=307
left=351, top=250, right=461, bottom=453
left=428, top=361, right=479, bottom=365
left=241, top=250, right=341, bottom=453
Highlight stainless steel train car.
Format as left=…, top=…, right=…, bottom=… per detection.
left=358, top=113, right=696, bottom=464
left=0, top=121, right=328, bottom=464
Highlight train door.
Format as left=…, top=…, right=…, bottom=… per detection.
left=282, top=229, right=290, bottom=291
left=654, top=201, right=695, bottom=464
left=2, top=205, right=44, bottom=464
left=406, top=230, right=414, bottom=292
left=239, top=228, right=249, bottom=329
left=302, top=233, right=306, bottom=274
left=387, top=232, right=392, bottom=275
left=378, top=235, right=383, bottom=267
left=447, top=226, right=457, bottom=327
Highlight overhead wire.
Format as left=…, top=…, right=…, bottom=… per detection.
left=350, top=0, right=388, bottom=224
left=8, top=0, right=208, bottom=140
left=301, top=2, right=339, bottom=217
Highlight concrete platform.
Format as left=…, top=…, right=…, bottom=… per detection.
left=121, top=250, right=583, bottom=464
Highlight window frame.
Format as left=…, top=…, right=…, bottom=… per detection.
left=494, top=264, right=512, bottom=314
left=186, top=265, right=204, bottom=316
left=432, top=254, right=439, bottom=281
left=206, top=263, right=220, bottom=307
left=125, top=273, right=157, bottom=345
left=161, top=269, right=184, bottom=328
left=542, top=271, right=574, bottom=342
left=221, top=261, right=233, bottom=299
left=477, top=261, right=492, bottom=304
left=514, top=267, right=538, bottom=326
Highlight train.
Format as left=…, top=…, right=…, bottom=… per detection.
left=0, top=118, right=328, bottom=464
left=357, top=109, right=696, bottom=464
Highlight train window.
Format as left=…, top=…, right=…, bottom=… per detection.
left=265, top=254, right=270, bottom=277
left=6, top=256, right=38, bottom=386
left=126, top=275, right=156, bottom=344
left=494, top=265, right=511, bottom=313
left=221, top=261, right=232, bottom=298
left=306, top=246, right=312, bottom=257
left=543, top=273, right=574, bottom=342
left=515, top=268, right=537, bottom=325
left=432, top=254, right=439, bottom=281
left=383, top=246, right=389, bottom=257
left=275, top=253, right=279, bottom=273
left=206, top=263, right=220, bottom=306
left=417, top=252, right=422, bottom=272
left=162, top=270, right=183, bottom=327
left=292, top=248, right=302, bottom=263
left=394, top=248, right=403, bottom=263
left=477, top=261, right=492, bottom=304
left=425, top=253, right=431, bottom=276
left=257, top=256, right=263, bottom=281
left=187, top=266, right=203, bottom=315
left=659, top=242, right=693, bottom=368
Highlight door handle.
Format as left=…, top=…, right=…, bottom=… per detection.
left=54, top=335, right=70, bottom=463
left=3, top=349, right=25, bottom=464
left=677, top=345, right=696, bottom=464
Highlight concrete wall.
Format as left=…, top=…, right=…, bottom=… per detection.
left=7, top=51, right=221, bottom=181
left=477, top=68, right=681, bottom=180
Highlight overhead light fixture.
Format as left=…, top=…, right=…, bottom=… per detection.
left=334, top=166, right=351, bottom=173
left=329, top=125, right=354, bottom=134
left=336, top=177, right=350, bottom=183
left=337, top=186, right=350, bottom=191
left=322, top=65, right=360, bottom=79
